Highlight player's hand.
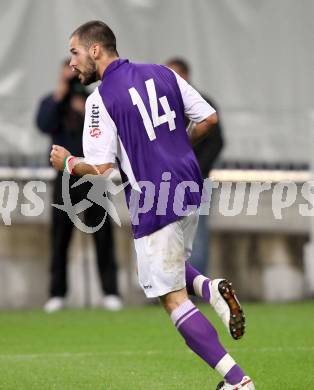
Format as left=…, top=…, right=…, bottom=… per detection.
left=50, top=145, right=71, bottom=171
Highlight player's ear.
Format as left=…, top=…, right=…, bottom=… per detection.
left=90, top=44, right=101, bottom=60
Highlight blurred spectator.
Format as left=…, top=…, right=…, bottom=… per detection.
left=36, top=59, right=122, bottom=312
left=166, top=58, right=224, bottom=275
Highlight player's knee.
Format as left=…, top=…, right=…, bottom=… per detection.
left=159, top=288, right=188, bottom=314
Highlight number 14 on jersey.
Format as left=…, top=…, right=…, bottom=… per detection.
left=129, top=78, right=176, bottom=141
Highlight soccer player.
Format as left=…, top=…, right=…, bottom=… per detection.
left=50, top=21, right=255, bottom=389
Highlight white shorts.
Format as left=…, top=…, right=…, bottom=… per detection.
left=134, top=210, right=199, bottom=298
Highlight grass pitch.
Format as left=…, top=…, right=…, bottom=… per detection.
left=0, top=302, right=313, bottom=389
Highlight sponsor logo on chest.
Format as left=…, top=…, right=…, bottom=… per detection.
left=89, top=104, right=101, bottom=138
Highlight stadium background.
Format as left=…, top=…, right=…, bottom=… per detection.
left=1, top=2, right=314, bottom=389
left=0, top=0, right=313, bottom=307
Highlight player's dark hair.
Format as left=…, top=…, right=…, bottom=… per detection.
left=71, top=20, right=118, bottom=56
left=165, top=58, right=190, bottom=75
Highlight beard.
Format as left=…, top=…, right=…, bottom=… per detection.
left=79, top=56, right=98, bottom=85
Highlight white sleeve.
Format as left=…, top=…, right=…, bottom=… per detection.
left=171, top=70, right=216, bottom=123
left=83, top=88, right=117, bottom=165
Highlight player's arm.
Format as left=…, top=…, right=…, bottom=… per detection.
left=188, top=112, right=218, bottom=146
left=170, top=69, right=218, bottom=145
left=50, top=90, right=118, bottom=176
left=50, top=145, right=113, bottom=175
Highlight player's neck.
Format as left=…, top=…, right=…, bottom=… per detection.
left=98, top=55, right=120, bottom=80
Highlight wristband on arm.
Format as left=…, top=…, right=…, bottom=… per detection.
left=63, top=156, right=77, bottom=175
left=63, top=156, right=98, bottom=175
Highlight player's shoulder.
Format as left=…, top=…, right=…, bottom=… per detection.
left=129, top=61, right=173, bottom=75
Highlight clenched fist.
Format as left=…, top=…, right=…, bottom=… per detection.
left=50, top=145, right=71, bottom=171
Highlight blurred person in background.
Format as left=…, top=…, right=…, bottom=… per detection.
left=166, top=58, right=224, bottom=276
left=50, top=21, right=254, bottom=389
left=36, top=59, right=122, bottom=313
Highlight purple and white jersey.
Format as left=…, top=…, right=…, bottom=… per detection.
left=83, top=59, right=215, bottom=238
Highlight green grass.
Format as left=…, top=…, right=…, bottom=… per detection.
left=0, top=302, right=313, bottom=389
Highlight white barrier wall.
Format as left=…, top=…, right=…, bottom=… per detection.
left=0, top=171, right=310, bottom=308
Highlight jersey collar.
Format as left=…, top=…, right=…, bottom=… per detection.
left=102, top=58, right=129, bottom=80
